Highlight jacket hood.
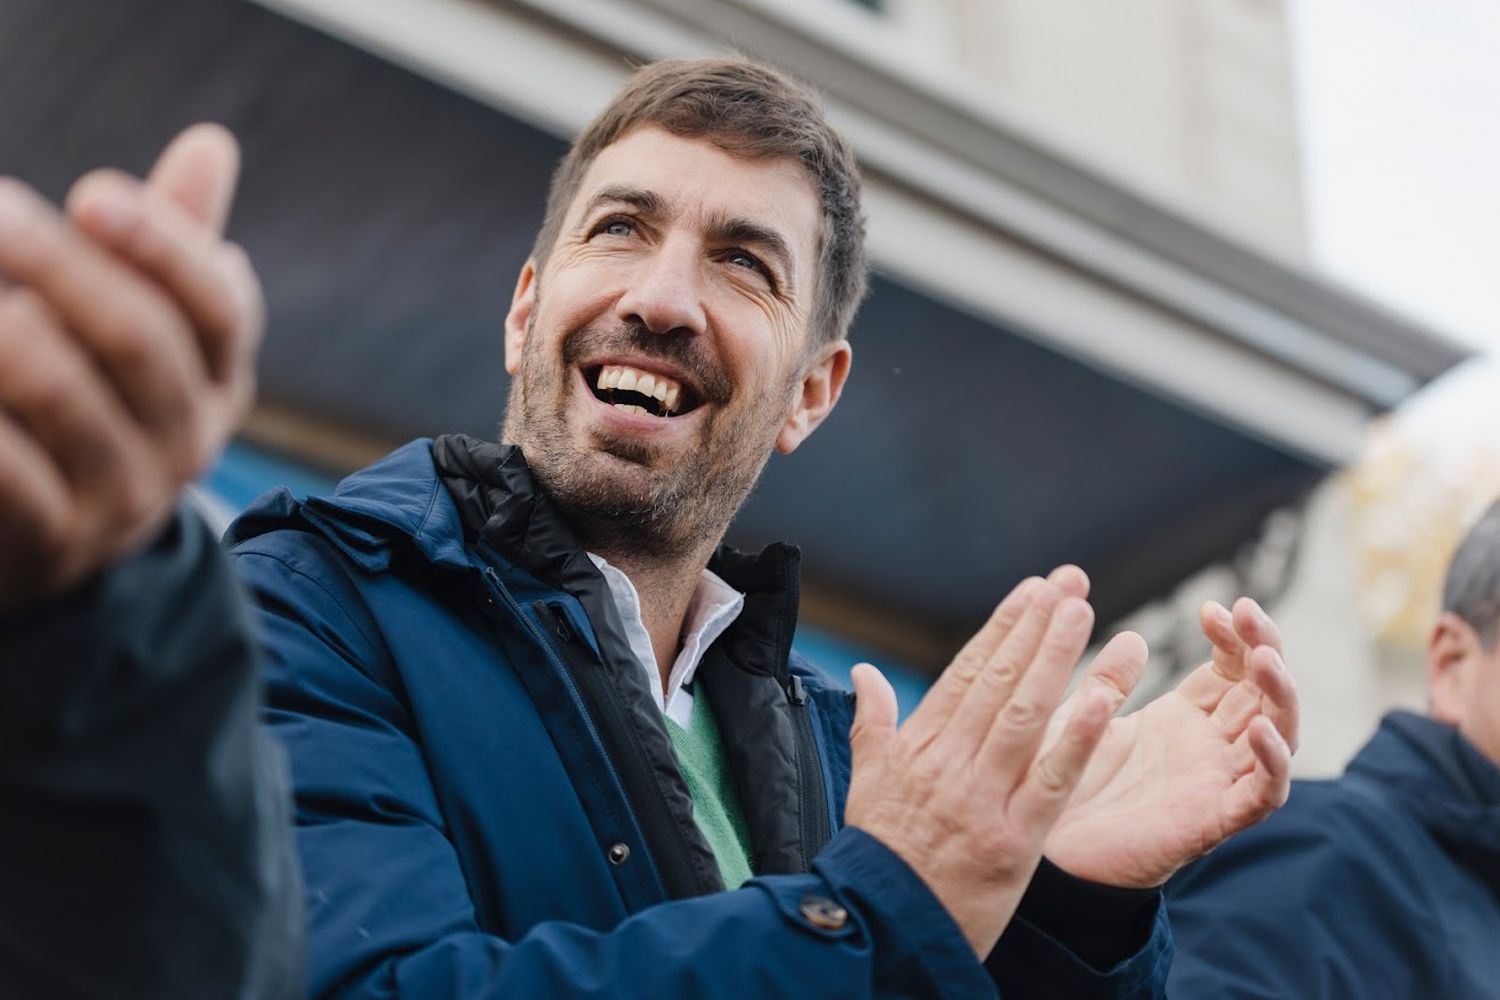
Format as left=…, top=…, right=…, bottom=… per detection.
left=227, top=438, right=471, bottom=572
left=230, top=435, right=813, bottom=681
left=1348, top=711, right=1500, bottom=888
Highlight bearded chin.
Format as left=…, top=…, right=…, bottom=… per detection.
left=537, top=428, right=771, bottom=561
left=503, top=360, right=769, bottom=561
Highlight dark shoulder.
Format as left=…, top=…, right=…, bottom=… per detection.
left=230, top=521, right=371, bottom=602
left=1170, top=773, right=1435, bottom=906
left=1252, top=773, right=1419, bottom=846
left=1166, top=775, right=1454, bottom=997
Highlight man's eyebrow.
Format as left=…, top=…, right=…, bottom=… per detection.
left=582, top=186, right=798, bottom=292
left=707, top=214, right=797, bottom=292
left=582, top=185, right=663, bottom=218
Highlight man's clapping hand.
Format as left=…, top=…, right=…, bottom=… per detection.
left=1043, top=593, right=1297, bottom=888
left=844, top=564, right=1298, bottom=958
left=844, top=567, right=1143, bottom=957
left=0, top=124, right=263, bottom=611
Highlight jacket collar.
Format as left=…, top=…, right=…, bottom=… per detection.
left=1348, top=711, right=1500, bottom=884
left=231, top=433, right=806, bottom=677
left=431, top=433, right=804, bottom=679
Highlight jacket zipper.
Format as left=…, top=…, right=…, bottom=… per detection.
left=781, top=573, right=832, bottom=870
left=475, top=562, right=669, bottom=901
left=786, top=674, right=832, bottom=870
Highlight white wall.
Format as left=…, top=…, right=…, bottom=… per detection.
left=881, top=0, right=1307, bottom=255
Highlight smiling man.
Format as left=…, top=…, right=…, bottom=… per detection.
left=229, top=59, right=1298, bottom=997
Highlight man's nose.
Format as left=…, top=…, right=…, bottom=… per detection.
left=615, top=238, right=707, bottom=337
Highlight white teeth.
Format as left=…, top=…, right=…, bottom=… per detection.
left=593, top=363, right=686, bottom=415
left=613, top=403, right=649, bottom=415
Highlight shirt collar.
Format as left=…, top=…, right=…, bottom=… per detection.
left=586, top=553, right=746, bottom=725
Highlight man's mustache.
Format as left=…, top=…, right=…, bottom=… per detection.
left=561, top=321, right=732, bottom=405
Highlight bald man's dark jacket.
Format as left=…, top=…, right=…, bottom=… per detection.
left=1167, top=711, right=1500, bottom=998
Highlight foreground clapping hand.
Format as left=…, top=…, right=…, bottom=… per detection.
left=0, top=124, right=263, bottom=610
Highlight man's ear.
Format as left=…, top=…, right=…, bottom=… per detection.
left=504, top=260, right=538, bottom=376
left=777, top=340, right=852, bottom=455
left=1428, top=611, right=1477, bottom=725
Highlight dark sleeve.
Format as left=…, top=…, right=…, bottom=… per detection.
left=985, top=860, right=1171, bottom=999
left=1164, top=786, right=1447, bottom=999
left=0, top=504, right=303, bottom=999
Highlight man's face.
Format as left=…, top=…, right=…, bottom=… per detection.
left=501, top=125, right=849, bottom=555
left=1428, top=613, right=1500, bottom=764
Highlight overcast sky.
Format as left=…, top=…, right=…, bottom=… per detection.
left=1291, top=0, right=1499, bottom=471
left=1291, top=0, right=1498, bottom=355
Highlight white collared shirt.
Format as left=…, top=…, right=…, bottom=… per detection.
left=587, top=553, right=745, bottom=729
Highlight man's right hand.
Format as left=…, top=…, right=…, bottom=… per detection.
left=844, top=567, right=1148, bottom=958
left=0, top=124, right=262, bottom=612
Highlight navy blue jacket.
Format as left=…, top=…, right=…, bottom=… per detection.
left=1166, top=711, right=1500, bottom=998
left=229, top=437, right=1170, bottom=998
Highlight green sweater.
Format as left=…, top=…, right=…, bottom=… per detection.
left=664, top=696, right=755, bottom=888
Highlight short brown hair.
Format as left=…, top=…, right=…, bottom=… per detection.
left=530, top=58, right=868, bottom=347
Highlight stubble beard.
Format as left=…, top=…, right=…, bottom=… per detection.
left=502, top=317, right=794, bottom=561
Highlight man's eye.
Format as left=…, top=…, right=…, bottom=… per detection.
left=597, top=219, right=634, bottom=237
left=726, top=250, right=765, bottom=275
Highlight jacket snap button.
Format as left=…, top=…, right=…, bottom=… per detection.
left=607, top=843, right=630, bottom=865
left=799, top=895, right=848, bottom=930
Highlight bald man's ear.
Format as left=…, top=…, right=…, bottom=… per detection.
left=1428, top=611, right=1477, bottom=726
left=777, top=340, right=851, bottom=455
left=504, top=261, right=538, bottom=376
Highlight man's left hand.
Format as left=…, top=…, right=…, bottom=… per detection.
left=1042, top=591, right=1298, bottom=888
